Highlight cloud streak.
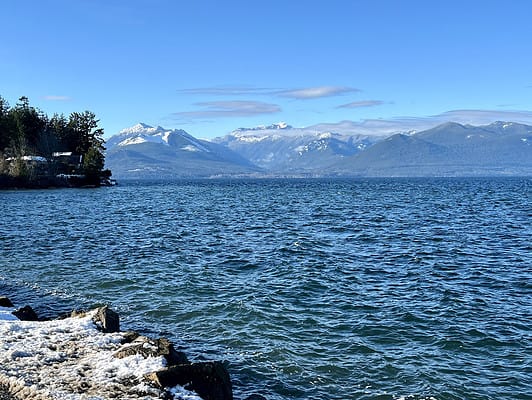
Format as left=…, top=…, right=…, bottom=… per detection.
left=337, top=100, right=384, bottom=109
left=43, top=95, right=71, bottom=101
left=177, top=85, right=360, bottom=100
left=434, top=109, right=532, bottom=124
left=277, top=86, right=360, bottom=99
left=173, top=100, right=281, bottom=119
left=308, top=109, right=532, bottom=137
left=177, top=86, right=275, bottom=96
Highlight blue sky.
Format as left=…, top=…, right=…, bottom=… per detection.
left=2, top=0, right=532, bottom=138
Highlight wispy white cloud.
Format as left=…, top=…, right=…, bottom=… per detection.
left=277, top=86, right=359, bottom=99
left=433, top=109, right=532, bottom=123
left=337, top=100, right=384, bottom=109
left=43, top=95, right=71, bottom=101
left=177, top=86, right=275, bottom=96
left=177, top=85, right=360, bottom=100
left=308, top=109, right=532, bottom=137
left=173, top=100, right=281, bottom=119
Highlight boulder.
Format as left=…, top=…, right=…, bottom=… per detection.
left=120, top=330, right=141, bottom=344
left=0, top=296, right=14, bottom=308
left=92, top=306, right=120, bottom=333
left=12, top=305, right=39, bottom=321
left=114, top=336, right=189, bottom=365
left=146, top=361, right=233, bottom=400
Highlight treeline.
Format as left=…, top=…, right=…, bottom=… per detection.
left=0, top=96, right=110, bottom=187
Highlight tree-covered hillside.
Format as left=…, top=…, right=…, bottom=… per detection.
left=0, top=96, right=110, bottom=187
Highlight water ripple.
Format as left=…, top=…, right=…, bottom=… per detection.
left=1, top=178, right=531, bottom=399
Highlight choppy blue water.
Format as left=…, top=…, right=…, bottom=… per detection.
left=1, top=178, right=531, bottom=400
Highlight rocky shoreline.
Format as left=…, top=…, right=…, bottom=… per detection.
left=0, top=296, right=240, bottom=400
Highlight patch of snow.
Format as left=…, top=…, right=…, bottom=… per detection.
left=6, top=156, right=48, bottom=162
left=318, top=132, right=332, bottom=139
left=119, top=136, right=148, bottom=146
left=167, top=385, right=203, bottom=399
left=162, top=131, right=172, bottom=143
left=0, top=310, right=192, bottom=399
left=119, top=123, right=158, bottom=135
left=295, top=145, right=308, bottom=155
left=236, top=135, right=268, bottom=143
left=315, top=140, right=328, bottom=151
left=181, top=145, right=199, bottom=152
left=118, top=132, right=175, bottom=147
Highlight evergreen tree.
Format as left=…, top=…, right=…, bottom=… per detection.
left=0, top=95, right=110, bottom=186
left=9, top=96, right=46, bottom=156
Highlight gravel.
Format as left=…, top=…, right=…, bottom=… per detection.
left=0, top=385, right=15, bottom=400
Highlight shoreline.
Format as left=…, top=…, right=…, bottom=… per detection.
left=0, top=297, right=234, bottom=400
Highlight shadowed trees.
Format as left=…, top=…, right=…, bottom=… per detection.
left=0, top=95, right=110, bottom=186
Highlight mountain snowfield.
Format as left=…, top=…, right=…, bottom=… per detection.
left=104, top=121, right=532, bottom=179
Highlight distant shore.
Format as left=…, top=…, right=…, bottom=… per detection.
left=0, top=175, right=116, bottom=190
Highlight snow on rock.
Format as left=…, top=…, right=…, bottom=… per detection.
left=117, top=123, right=174, bottom=147
left=0, top=309, right=200, bottom=400
left=118, top=123, right=159, bottom=135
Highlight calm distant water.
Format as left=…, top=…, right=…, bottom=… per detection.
left=1, top=178, right=531, bottom=400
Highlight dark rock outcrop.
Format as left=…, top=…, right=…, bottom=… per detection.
left=146, top=361, right=233, bottom=400
left=92, top=306, right=120, bottom=333
left=0, top=297, right=14, bottom=308
left=12, top=305, right=39, bottom=321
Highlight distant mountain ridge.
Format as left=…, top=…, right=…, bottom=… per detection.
left=105, top=121, right=532, bottom=179
left=213, top=122, right=387, bottom=172
left=332, top=121, right=532, bottom=176
left=105, top=123, right=261, bottom=179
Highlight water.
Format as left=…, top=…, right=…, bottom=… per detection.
left=1, top=178, right=531, bottom=400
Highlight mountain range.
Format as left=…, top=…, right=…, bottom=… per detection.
left=104, top=121, right=532, bottom=179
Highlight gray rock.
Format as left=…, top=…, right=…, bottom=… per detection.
left=92, top=306, right=120, bottom=333
left=146, top=361, right=233, bottom=400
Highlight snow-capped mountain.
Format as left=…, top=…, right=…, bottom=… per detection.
left=104, top=121, right=532, bottom=179
left=213, top=123, right=387, bottom=172
left=106, top=123, right=211, bottom=152
left=105, top=123, right=261, bottom=179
